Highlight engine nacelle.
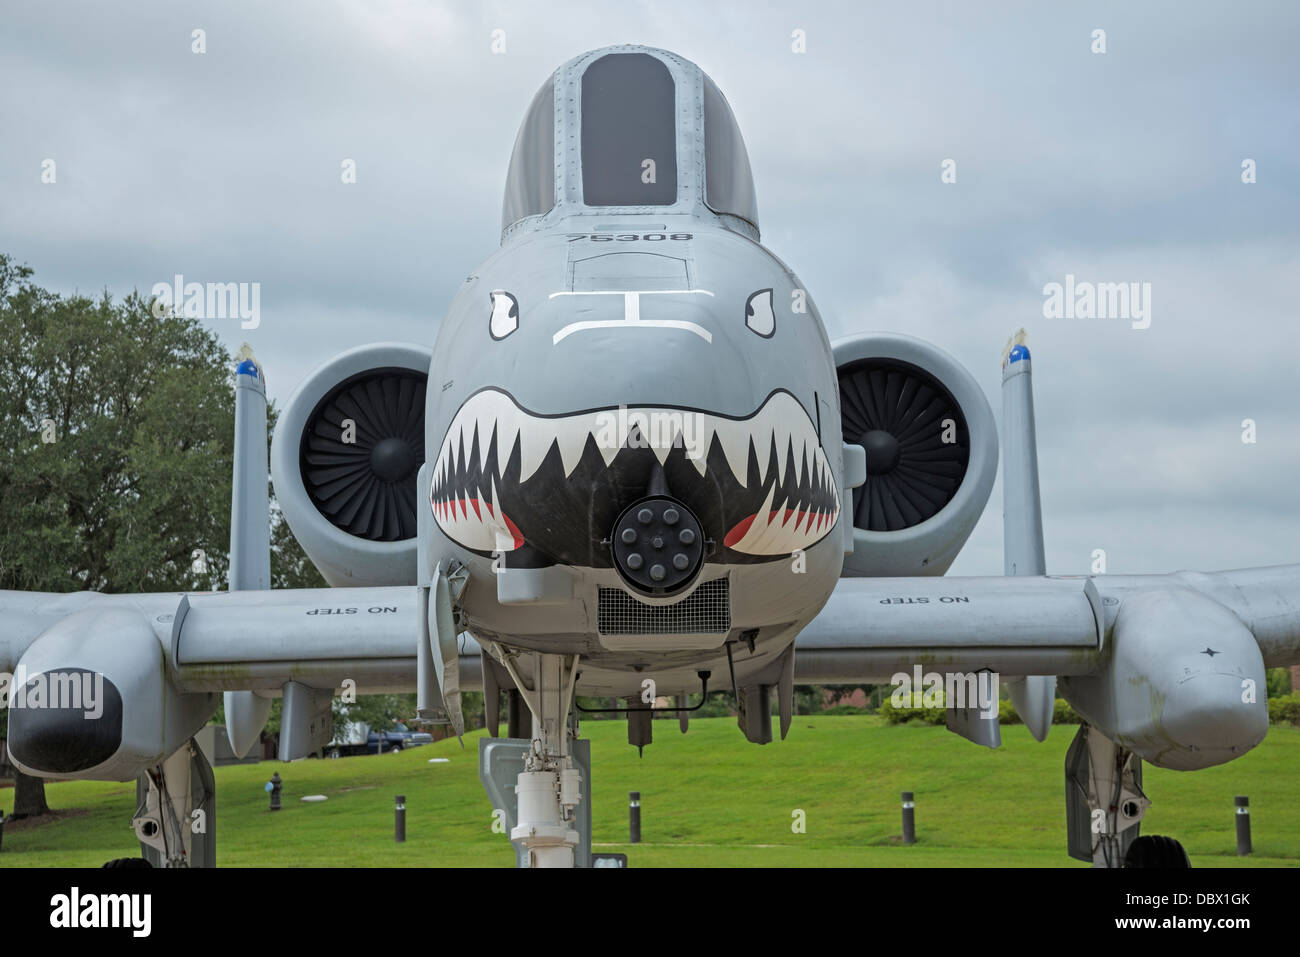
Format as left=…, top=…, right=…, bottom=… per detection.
left=272, top=342, right=431, bottom=586
left=833, top=333, right=997, bottom=576
left=5, top=607, right=214, bottom=782
left=1062, top=588, right=1268, bottom=770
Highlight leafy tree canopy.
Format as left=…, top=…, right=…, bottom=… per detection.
left=0, top=255, right=323, bottom=767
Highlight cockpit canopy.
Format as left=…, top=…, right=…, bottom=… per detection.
left=501, top=46, right=759, bottom=237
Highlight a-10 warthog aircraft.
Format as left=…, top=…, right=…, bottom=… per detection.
left=2, top=45, right=1296, bottom=869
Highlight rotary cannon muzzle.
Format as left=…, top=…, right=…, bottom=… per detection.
left=611, top=495, right=704, bottom=596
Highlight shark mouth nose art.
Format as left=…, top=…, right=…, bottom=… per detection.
left=430, top=388, right=841, bottom=567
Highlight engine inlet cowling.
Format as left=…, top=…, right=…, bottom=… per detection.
left=299, top=367, right=426, bottom=543
left=833, top=333, right=997, bottom=577
left=839, top=357, right=969, bottom=533
left=272, top=342, right=432, bottom=586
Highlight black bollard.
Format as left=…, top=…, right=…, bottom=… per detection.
left=268, top=771, right=282, bottom=811
left=1235, top=795, right=1251, bottom=855
left=901, top=791, right=916, bottom=845
left=629, top=791, right=641, bottom=843
left=0, top=810, right=5, bottom=852
left=395, top=794, right=406, bottom=843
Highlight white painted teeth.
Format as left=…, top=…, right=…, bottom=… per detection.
left=433, top=389, right=832, bottom=488
left=723, top=442, right=841, bottom=555
left=715, top=424, right=752, bottom=487
left=431, top=389, right=841, bottom=553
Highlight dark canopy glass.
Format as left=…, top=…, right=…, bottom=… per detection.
left=581, top=53, right=678, bottom=207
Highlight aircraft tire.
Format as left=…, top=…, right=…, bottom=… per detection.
left=1123, top=835, right=1191, bottom=868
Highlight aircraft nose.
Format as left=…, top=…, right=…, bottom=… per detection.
left=1110, top=588, right=1270, bottom=770
left=1161, top=671, right=1268, bottom=763
left=8, top=671, right=124, bottom=774
left=525, top=288, right=776, bottom=418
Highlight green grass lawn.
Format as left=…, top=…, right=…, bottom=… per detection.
left=2, top=716, right=1297, bottom=867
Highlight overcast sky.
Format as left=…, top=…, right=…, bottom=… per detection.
left=3, top=0, right=1297, bottom=577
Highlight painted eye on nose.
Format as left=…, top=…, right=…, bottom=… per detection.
left=745, top=288, right=775, bottom=337
left=489, top=290, right=519, bottom=339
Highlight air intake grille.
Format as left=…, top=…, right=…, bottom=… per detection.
left=598, top=578, right=731, bottom=636
left=838, top=357, right=969, bottom=532
left=300, top=367, right=426, bottom=542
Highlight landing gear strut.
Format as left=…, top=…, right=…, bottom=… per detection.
left=130, top=738, right=215, bottom=868
left=492, top=650, right=583, bottom=868
left=1065, top=724, right=1188, bottom=868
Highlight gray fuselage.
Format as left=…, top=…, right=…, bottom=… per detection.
left=425, top=216, right=845, bottom=697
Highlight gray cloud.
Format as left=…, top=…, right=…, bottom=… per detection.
left=2, top=0, right=1296, bottom=576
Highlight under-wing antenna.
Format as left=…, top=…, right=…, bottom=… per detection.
left=1001, top=329, right=1055, bottom=741
left=225, top=345, right=274, bottom=759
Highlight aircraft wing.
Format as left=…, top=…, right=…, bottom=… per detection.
left=0, top=582, right=492, bottom=780
left=7, top=562, right=1296, bottom=695
left=0, top=586, right=484, bottom=695
left=795, top=565, right=1300, bottom=684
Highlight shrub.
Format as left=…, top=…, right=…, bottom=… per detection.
left=879, top=690, right=947, bottom=725
left=1053, top=698, right=1082, bottom=724
left=1268, top=693, right=1300, bottom=726
left=882, top=693, right=1082, bottom=727
left=820, top=704, right=872, bottom=716
left=986, top=697, right=1079, bottom=725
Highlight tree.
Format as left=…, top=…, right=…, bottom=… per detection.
left=0, top=254, right=318, bottom=815
left=0, top=255, right=235, bottom=594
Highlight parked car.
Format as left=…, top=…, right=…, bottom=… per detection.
left=328, top=722, right=432, bottom=757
